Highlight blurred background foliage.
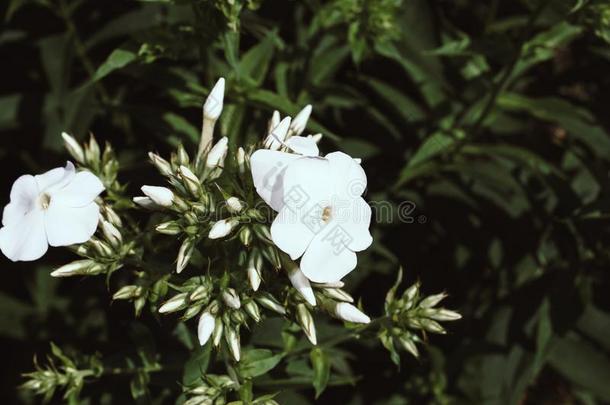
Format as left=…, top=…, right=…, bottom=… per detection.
left=1, top=0, right=610, bottom=403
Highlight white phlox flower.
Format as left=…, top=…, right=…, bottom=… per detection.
left=251, top=145, right=372, bottom=283
left=0, top=162, right=105, bottom=262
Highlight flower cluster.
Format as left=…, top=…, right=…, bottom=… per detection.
left=8, top=78, right=461, bottom=401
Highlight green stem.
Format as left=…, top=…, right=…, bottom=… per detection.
left=465, top=0, right=550, bottom=138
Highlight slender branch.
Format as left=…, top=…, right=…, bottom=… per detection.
left=465, top=0, right=550, bottom=138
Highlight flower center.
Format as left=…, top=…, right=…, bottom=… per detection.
left=321, top=206, right=332, bottom=223
left=38, top=193, right=51, bottom=210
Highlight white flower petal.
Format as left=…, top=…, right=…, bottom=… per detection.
left=335, top=197, right=373, bottom=252
left=0, top=209, right=48, bottom=262
left=45, top=202, right=100, bottom=247
left=299, top=223, right=358, bottom=283
left=285, top=136, right=319, bottom=157
left=3, top=175, right=38, bottom=226
left=51, top=171, right=105, bottom=208
left=281, top=156, right=332, bottom=208
left=271, top=206, right=316, bottom=260
left=326, top=152, right=367, bottom=198
left=35, top=161, right=75, bottom=193
left=250, top=149, right=299, bottom=212
left=141, top=185, right=173, bottom=207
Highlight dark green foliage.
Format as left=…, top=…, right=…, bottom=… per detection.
left=2, top=0, right=610, bottom=403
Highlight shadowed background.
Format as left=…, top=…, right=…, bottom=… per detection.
left=1, top=0, right=610, bottom=403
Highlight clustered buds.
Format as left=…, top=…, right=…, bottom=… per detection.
left=379, top=268, right=461, bottom=363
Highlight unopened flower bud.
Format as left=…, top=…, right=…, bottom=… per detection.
left=85, top=135, right=101, bottom=164
left=212, top=317, right=224, bottom=347
left=289, top=105, right=312, bottom=137
left=102, top=205, right=122, bottom=227
left=256, top=293, right=286, bottom=315
left=429, top=308, right=462, bottom=321
left=247, top=251, right=263, bottom=291
left=333, top=302, right=370, bottom=324
left=264, top=117, right=291, bottom=150
left=323, top=288, right=353, bottom=303
left=222, top=288, right=241, bottom=309
left=206, top=137, right=229, bottom=169
left=418, top=318, right=446, bottom=334
left=148, top=152, right=173, bottom=176
left=90, top=238, right=113, bottom=257
left=239, top=227, right=252, bottom=247
left=420, top=292, right=447, bottom=309
left=51, top=260, right=101, bottom=277
left=156, top=221, right=182, bottom=235
left=236, top=147, right=246, bottom=174
left=133, top=196, right=157, bottom=209
left=296, top=304, right=317, bottom=345
left=225, top=326, right=241, bottom=362
left=286, top=263, right=316, bottom=306
left=178, top=165, right=201, bottom=196
left=158, top=292, right=188, bottom=313
left=267, top=110, right=280, bottom=134
left=204, top=78, right=225, bottom=121
left=176, top=144, right=190, bottom=166
left=187, top=286, right=206, bottom=302
left=208, top=219, right=237, bottom=239
left=61, top=132, right=85, bottom=163
left=176, top=238, right=195, bottom=273
left=113, top=285, right=143, bottom=300
left=197, top=312, right=215, bottom=346
left=141, top=185, right=174, bottom=207
left=398, top=335, right=419, bottom=358
left=101, top=220, right=122, bottom=247
left=316, top=281, right=345, bottom=289
left=244, top=301, right=261, bottom=322
left=226, top=197, right=243, bottom=213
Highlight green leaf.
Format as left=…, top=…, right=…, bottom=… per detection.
left=362, top=76, right=426, bottom=122
left=498, top=93, right=610, bottom=157
left=163, top=112, right=199, bottom=143
left=310, top=347, right=331, bottom=398
left=549, top=334, right=610, bottom=401
left=239, top=31, right=276, bottom=86
left=182, top=344, right=211, bottom=385
left=0, top=94, right=21, bottom=130
left=239, top=349, right=284, bottom=378
left=92, top=49, right=137, bottom=82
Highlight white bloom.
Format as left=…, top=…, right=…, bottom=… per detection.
left=0, top=162, right=104, bottom=262
left=251, top=151, right=372, bottom=282
left=203, top=78, right=225, bottom=121
left=250, top=136, right=319, bottom=212
left=289, top=105, right=312, bottom=137
left=287, top=264, right=316, bottom=306
left=208, top=219, right=237, bottom=239
left=206, top=137, right=228, bottom=168
left=334, top=302, right=371, bottom=324
left=264, top=117, right=291, bottom=150
left=141, top=185, right=174, bottom=207
left=226, top=197, right=243, bottom=213
left=197, top=312, right=215, bottom=346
